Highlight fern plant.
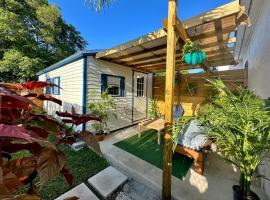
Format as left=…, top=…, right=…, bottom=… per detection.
left=182, top=39, right=202, bottom=56
left=198, top=79, right=270, bottom=198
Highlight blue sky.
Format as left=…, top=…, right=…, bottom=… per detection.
left=49, top=0, right=233, bottom=50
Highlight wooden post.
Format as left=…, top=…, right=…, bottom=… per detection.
left=162, top=0, right=178, bottom=200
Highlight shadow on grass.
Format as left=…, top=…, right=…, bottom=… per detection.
left=114, top=129, right=193, bottom=180
left=15, top=144, right=109, bottom=200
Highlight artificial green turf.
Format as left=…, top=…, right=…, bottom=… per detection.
left=15, top=144, right=109, bottom=200
left=114, top=129, right=193, bottom=180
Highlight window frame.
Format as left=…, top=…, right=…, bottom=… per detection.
left=101, top=74, right=125, bottom=97
left=107, top=75, right=121, bottom=96
left=53, top=77, right=60, bottom=95
left=45, top=77, right=60, bottom=95
left=45, top=78, right=51, bottom=94
left=136, top=76, right=145, bottom=97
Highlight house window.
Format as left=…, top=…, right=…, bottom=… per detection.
left=244, top=61, right=248, bottom=88
left=45, top=77, right=60, bottom=95
left=45, top=79, right=51, bottom=94
left=101, top=74, right=125, bottom=97
left=137, top=76, right=144, bottom=97
left=53, top=77, right=60, bottom=95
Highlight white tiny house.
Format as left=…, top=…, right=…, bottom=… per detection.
left=37, top=50, right=152, bottom=132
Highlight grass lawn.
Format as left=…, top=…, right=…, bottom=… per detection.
left=15, top=144, right=109, bottom=200
left=114, top=129, right=193, bottom=180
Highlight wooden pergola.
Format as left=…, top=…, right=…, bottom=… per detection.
left=96, top=1, right=248, bottom=72
left=96, top=1, right=249, bottom=199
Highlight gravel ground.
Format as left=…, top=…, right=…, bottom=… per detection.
left=115, top=192, right=132, bottom=200
left=114, top=179, right=160, bottom=200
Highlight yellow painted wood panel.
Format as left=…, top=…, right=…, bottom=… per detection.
left=153, top=75, right=209, bottom=116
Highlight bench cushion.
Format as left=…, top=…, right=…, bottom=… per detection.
left=178, top=120, right=208, bottom=151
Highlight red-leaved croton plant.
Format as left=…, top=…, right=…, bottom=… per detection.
left=0, top=81, right=101, bottom=199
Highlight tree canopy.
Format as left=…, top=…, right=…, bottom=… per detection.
left=0, top=0, right=87, bottom=82
left=86, top=0, right=112, bottom=11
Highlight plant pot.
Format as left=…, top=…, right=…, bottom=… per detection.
left=233, top=185, right=260, bottom=200
left=184, top=51, right=206, bottom=65
left=95, top=134, right=105, bottom=141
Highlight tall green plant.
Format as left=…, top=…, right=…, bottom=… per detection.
left=198, top=79, right=270, bottom=198
left=87, top=90, right=117, bottom=133
left=148, top=98, right=160, bottom=119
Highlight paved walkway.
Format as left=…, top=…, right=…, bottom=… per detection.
left=100, top=125, right=268, bottom=200
left=55, top=166, right=128, bottom=200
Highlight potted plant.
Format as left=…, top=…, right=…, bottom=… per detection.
left=87, top=89, right=117, bottom=141
left=182, top=39, right=206, bottom=65
left=198, top=79, right=270, bottom=200
left=148, top=98, right=161, bottom=119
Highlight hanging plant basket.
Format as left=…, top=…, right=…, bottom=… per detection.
left=184, top=51, right=206, bottom=65
left=182, top=40, right=206, bottom=65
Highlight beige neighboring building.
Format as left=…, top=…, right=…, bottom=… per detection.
left=235, top=0, right=270, bottom=198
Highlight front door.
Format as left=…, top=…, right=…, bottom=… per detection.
left=133, top=71, right=148, bottom=121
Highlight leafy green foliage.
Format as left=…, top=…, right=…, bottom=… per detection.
left=85, top=0, right=113, bottom=11
left=0, top=0, right=87, bottom=82
left=14, top=144, right=108, bottom=200
left=87, top=90, right=117, bottom=134
left=198, top=79, right=270, bottom=197
left=182, top=82, right=197, bottom=96
left=0, top=81, right=102, bottom=199
left=171, top=116, right=194, bottom=151
left=148, top=98, right=160, bottom=119
left=182, top=39, right=202, bottom=55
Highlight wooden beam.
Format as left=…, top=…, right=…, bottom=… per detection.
left=205, top=60, right=238, bottom=67
left=201, top=37, right=236, bottom=49
left=115, top=50, right=182, bottom=65
left=190, top=25, right=235, bottom=40
left=136, top=63, right=200, bottom=72
left=182, top=1, right=240, bottom=28
left=96, top=29, right=167, bottom=58
left=132, top=57, right=182, bottom=68
left=207, top=54, right=234, bottom=61
left=162, top=0, right=177, bottom=199
left=150, top=66, right=203, bottom=73
left=163, top=17, right=189, bottom=41
left=206, top=50, right=234, bottom=57
left=104, top=44, right=167, bottom=61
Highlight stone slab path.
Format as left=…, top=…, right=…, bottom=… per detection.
left=55, top=183, right=99, bottom=200
left=88, top=166, right=128, bottom=199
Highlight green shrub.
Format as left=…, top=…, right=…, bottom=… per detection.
left=87, top=89, right=117, bottom=134
left=198, top=79, right=270, bottom=197
left=148, top=98, right=160, bottom=119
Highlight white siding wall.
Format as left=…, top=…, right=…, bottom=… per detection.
left=86, top=57, right=133, bottom=131
left=236, top=0, right=270, bottom=98
left=236, top=0, right=270, bottom=198
left=38, top=56, right=153, bottom=132
left=38, top=59, right=84, bottom=119
left=86, top=57, right=152, bottom=132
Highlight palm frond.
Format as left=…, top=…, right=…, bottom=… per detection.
left=198, top=79, right=270, bottom=196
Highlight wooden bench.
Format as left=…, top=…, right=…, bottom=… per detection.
left=174, top=141, right=211, bottom=175
left=138, top=117, right=165, bottom=145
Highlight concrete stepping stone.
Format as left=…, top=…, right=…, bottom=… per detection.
left=71, top=141, right=86, bottom=151
left=88, top=166, right=128, bottom=199
left=55, top=183, right=99, bottom=200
